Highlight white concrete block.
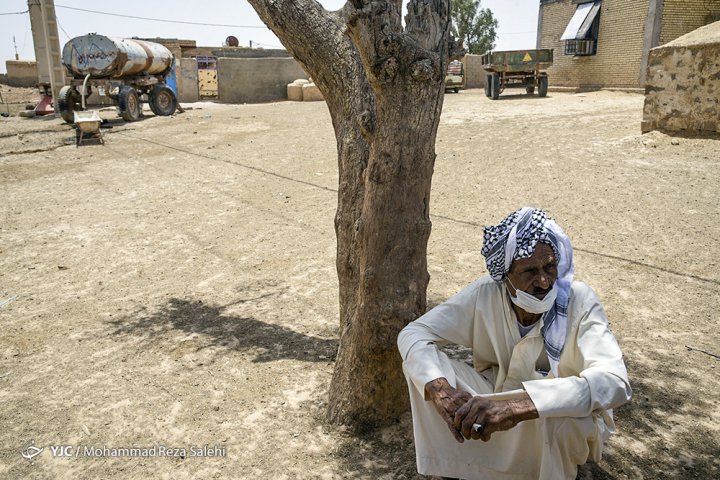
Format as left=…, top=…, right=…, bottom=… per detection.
left=302, top=83, right=324, bottom=102
left=287, top=83, right=304, bottom=101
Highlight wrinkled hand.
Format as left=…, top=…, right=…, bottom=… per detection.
left=453, top=396, right=517, bottom=442
left=424, top=378, right=473, bottom=443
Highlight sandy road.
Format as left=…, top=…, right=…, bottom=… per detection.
left=1, top=89, right=719, bottom=479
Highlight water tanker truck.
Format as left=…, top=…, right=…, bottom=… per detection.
left=59, top=34, right=178, bottom=123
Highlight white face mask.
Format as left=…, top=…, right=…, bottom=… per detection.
left=506, top=278, right=557, bottom=314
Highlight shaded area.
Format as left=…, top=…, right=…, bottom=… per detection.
left=599, top=352, right=720, bottom=479
left=326, top=353, right=719, bottom=479
left=108, top=297, right=338, bottom=363
left=488, top=93, right=554, bottom=101
left=646, top=128, right=720, bottom=140
left=332, top=411, right=420, bottom=479
left=377, top=297, right=719, bottom=478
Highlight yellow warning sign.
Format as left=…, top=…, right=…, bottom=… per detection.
left=523, top=52, right=533, bottom=62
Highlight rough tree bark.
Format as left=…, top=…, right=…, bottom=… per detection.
left=247, top=0, right=460, bottom=429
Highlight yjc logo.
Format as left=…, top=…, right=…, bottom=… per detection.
left=49, top=445, right=74, bottom=457
left=20, top=440, right=44, bottom=465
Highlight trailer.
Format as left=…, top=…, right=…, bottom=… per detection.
left=445, top=60, right=464, bottom=93
left=481, top=49, right=553, bottom=100
left=58, top=34, right=178, bottom=123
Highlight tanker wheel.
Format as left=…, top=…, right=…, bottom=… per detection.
left=118, top=86, right=141, bottom=122
left=490, top=73, right=500, bottom=100
left=149, top=85, right=177, bottom=116
left=538, top=75, right=549, bottom=98
left=58, top=86, right=80, bottom=124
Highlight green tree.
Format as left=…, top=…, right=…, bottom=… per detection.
left=451, top=0, right=498, bottom=54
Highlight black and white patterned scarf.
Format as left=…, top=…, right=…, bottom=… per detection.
left=481, top=207, right=574, bottom=376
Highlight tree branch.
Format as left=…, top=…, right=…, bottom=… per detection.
left=405, top=0, right=452, bottom=52
left=345, top=0, right=452, bottom=89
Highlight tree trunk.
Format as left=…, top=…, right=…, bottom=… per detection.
left=247, top=0, right=458, bottom=429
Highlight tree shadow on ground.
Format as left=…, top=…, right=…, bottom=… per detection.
left=331, top=410, right=421, bottom=479
left=107, top=297, right=338, bottom=363
left=491, top=93, right=553, bottom=101
left=329, top=351, right=718, bottom=479
left=595, top=351, right=720, bottom=479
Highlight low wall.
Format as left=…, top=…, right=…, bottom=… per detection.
left=178, top=58, right=199, bottom=103
left=217, top=57, right=307, bottom=104
left=642, top=22, right=720, bottom=134
left=5, top=60, right=38, bottom=87
left=210, top=47, right=291, bottom=58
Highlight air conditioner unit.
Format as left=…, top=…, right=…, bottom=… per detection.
left=578, top=40, right=595, bottom=55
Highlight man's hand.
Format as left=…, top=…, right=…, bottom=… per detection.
left=424, top=378, right=473, bottom=443
left=453, top=394, right=540, bottom=442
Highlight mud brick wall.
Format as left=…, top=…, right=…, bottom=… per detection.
left=539, top=0, right=650, bottom=89
left=5, top=61, right=38, bottom=88
left=642, top=25, right=720, bottom=134
left=217, top=57, right=307, bottom=104
left=660, top=0, right=720, bottom=46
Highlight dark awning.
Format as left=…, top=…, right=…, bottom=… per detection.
left=561, top=1, right=601, bottom=40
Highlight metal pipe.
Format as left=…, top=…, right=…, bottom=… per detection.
left=81, top=73, right=90, bottom=110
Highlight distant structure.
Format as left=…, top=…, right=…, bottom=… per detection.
left=27, top=0, right=65, bottom=104
left=537, top=0, right=720, bottom=90
left=642, top=21, right=720, bottom=135
left=139, top=37, right=303, bottom=104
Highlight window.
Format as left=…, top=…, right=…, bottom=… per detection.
left=561, top=1, right=601, bottom=56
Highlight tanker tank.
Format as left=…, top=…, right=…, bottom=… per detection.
left=62, top=34, right=173, bottom=79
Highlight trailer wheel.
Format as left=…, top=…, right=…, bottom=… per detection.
left=119, top=86, right=141, bottom=122
left=484, top=75, right=491, bottom=97
left=490, top=73, right=500, bottom=100
left=538, top=75, right=549, bottom=97
left=149, top=85, right=177, bottom=116
left=58, top=86, right=80, bottom=124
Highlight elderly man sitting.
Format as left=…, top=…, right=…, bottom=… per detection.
left=398, top=207, right=632, bottom=480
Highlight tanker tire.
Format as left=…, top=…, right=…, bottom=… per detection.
left=490, top=73, right=500, bottom=100
left=149, top=85, right=177, bottom=116
left=58, top=86, right=80, bottom=124
left=119, top=86, right=141, bottom=122
left=538, top=75, right=549, bottom=97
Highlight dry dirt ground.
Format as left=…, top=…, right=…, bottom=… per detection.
left=1, top=87, right=719, bottom=480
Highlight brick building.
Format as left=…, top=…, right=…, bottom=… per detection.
left=538, top=0, right=720, bottom=90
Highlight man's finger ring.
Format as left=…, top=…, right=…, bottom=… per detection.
left=472, top=423, right=484, bottom=434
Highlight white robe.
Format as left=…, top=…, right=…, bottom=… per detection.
left=397, top=277, right=632, bottom=480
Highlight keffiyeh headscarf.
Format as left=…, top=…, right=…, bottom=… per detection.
left=481, top=207, right=574, bottom=376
